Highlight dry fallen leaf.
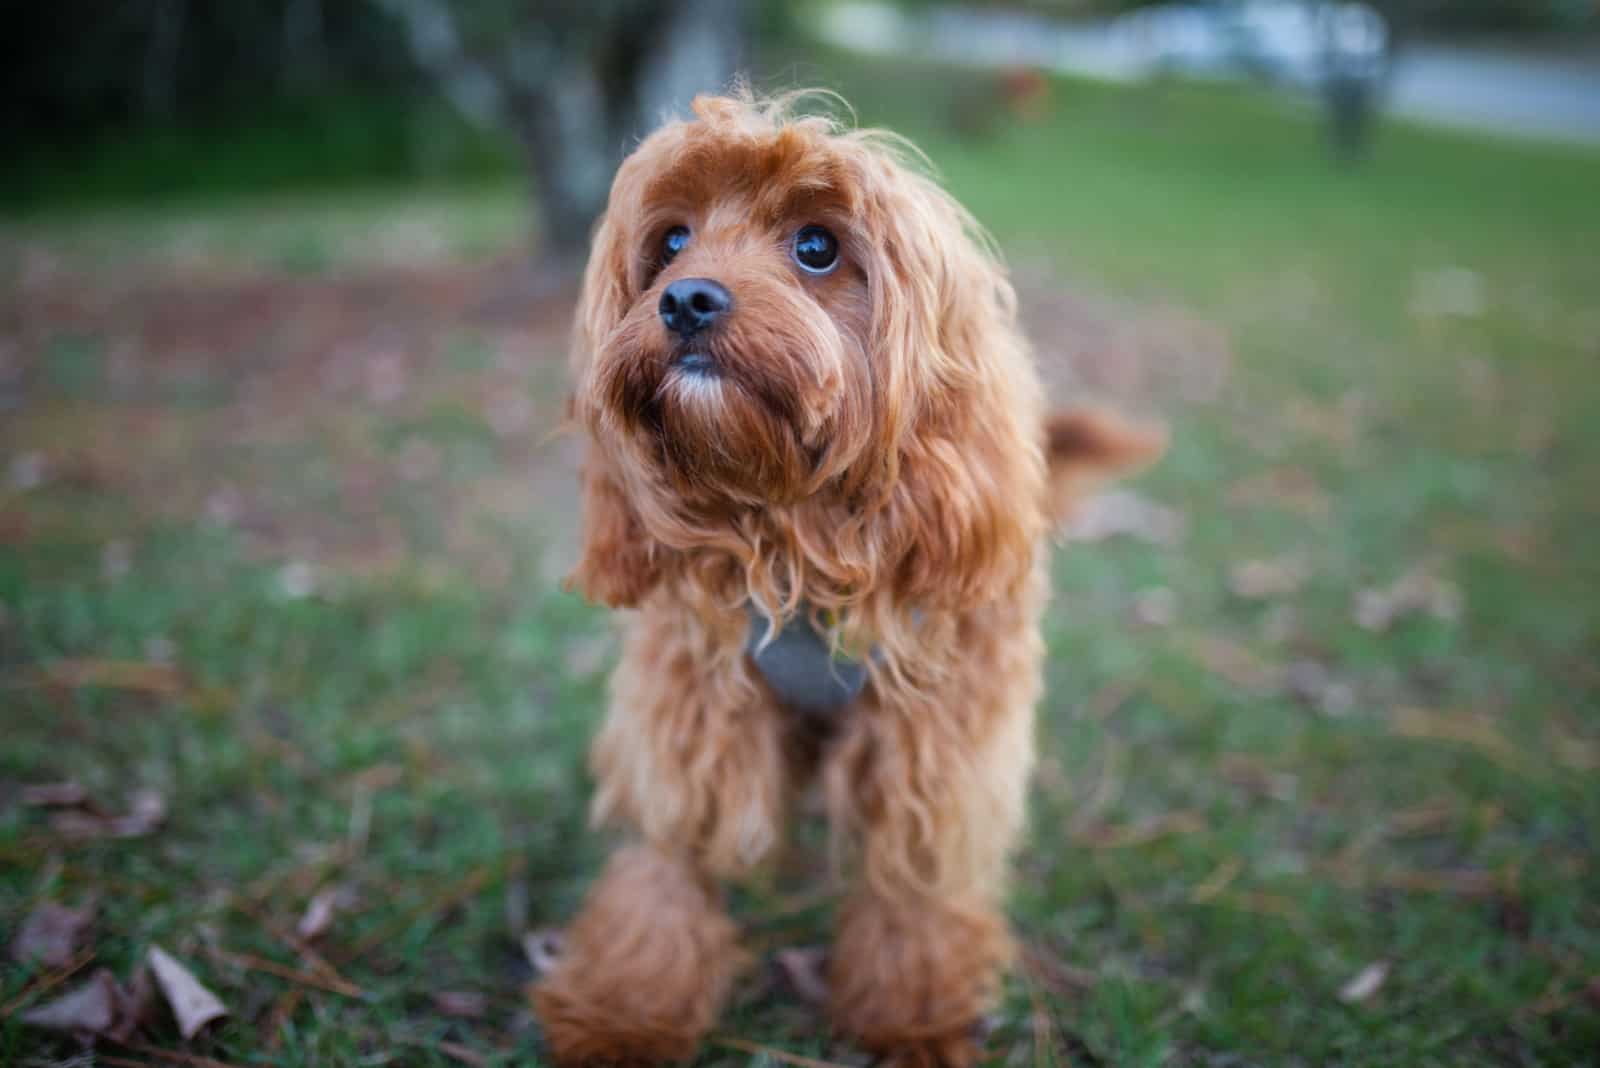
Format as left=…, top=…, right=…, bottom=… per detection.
left=49, top=788, right=166, bottom=840
left=1131, top=586, right=1178, bottom=627
left=148, top=945, right=228, bottom=1039
left=37, top=659, right=185, bottom=697
left=1184, top=635, right=1281, bottom=694
left=1283, top=660, right=1356, bottom=718
left=11, top=901, right=95, bottom=968
left=296, top=887, right=340, bottom=940
left=522, top=929, right=564, bottom=978
left=107, top=965, right=159, bottom=1042
left=773, top=947, right=830, bottom=1006
left=20, top=781, right=91, bottom=808
left=1338, top=960, right=1390, bottom=1004
left=431, top=990, right=489, bottom=1018
left=1354, top=568, right=1463, bottom=632
left=1020, top=942, right=1099, bottom=996
left=20, top=967, right=118, bottom=1036
left=1228, top=556, right=1309, bottom=600
left=1391, top=707, right=1525, bottom=771
left=1062, top=489, right=1185, bottom=545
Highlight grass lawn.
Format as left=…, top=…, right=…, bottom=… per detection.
left=3, top=60, right=1598, bottom=1067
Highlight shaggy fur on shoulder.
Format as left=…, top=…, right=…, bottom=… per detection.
left=533, top=90, right=1162, bottom=1067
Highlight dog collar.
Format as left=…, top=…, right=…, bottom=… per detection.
left=745, top=602, right=870, bottom=715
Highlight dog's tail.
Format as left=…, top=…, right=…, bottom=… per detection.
left=1042, top=407, right=1168, bottom=524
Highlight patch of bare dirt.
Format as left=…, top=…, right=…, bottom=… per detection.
left=5, top=252, right=1227, bottom=583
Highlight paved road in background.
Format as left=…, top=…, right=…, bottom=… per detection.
left=822, top=5, right=1600, bottom=146
left=1386, top=44, right=1600, bottom=144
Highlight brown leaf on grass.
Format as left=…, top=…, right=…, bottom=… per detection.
left=11, top=901, right=95, bottom=967
left=107, top=965, right=159, bottom=1042
left=1228, top=556, right=1309, bottom=600
left=1183, top=635, right=1280, bottom=694
left=1077, top=810, right=1207, bottom=848
left=1020, top=942, right=1098, bottom=996
left=1338, top=960, right=1390, bottom=1004
left=50, top=789, right=166, bottom=840
left=1130, top=586, right=1178, bottom=627
left=772, top=947, right=829, bottom=1006
left=1354, top=569, right=1463, bottom=632
left=1391, top=707, right=1525, bottom=772
left=35, top=659, right=186, bottom=697
left=20, top=781, right=91, bottom=808
left=1189, top=858, right=1244, bottom=904
left=1387, top=798, right=1458, bottom=836
left=1227, top=465, right=1331, bottom=519
left=1061, top=489, right=1185, bottom=545
left=148, top=946, right=228, bottom=1039
left=430, top=990, right=489, bottom=1018
left=521, top=929, right=564, bottom=978
left=295, top=887, right=339, bottom=940
left=437, top=1041, right=490, bottom=1068
left=1282, top=660, right=1356, bottom=718
left=19, top=967, right=118, bottom=1036
left=1218, top=754, right=1297, bottom=802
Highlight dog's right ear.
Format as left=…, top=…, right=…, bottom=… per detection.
left=566, top=450, right=662, bottom=609
left=1043, top=407, right=1168, bottom=524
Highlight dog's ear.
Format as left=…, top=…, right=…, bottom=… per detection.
left=571, top=207, right=631, bottom=387
left=566, top=449, right=662, bottom=609
left=858, top=163, right=1051, bottom=606
left=1042, top=407, right=1167, bottom=523
left=566, top=206, right=662, bottom=608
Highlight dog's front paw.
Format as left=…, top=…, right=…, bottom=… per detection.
left=827, top=893, right=1010, bottom=1068
left=534, top=980, right=702, bottom=1067
left=530, top=846, right=745, bottom=1065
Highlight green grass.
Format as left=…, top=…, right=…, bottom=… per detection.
left=4, top=60, right=1598, bottom=1067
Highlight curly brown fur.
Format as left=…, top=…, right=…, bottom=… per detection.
left=533, top=845, right=746, bottom=1064
left=534, top=88, right=1163, bottom=1066
left=828, top=891, right=1013, bottom=1068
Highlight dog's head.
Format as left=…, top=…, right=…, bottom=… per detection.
left=567, top=91, right=1079, bottom=615
left=572, top=91, right=1016, bottom=509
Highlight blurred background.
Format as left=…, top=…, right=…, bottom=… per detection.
left=3, top=2, right=1598, bottom=1066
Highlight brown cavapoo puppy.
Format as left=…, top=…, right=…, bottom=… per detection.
left=534, top=90, right=1164, bottom=1067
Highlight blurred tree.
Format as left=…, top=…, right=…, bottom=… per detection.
left=373, top=0, right=744, bottom=257
left=2, top=2, right=406, bottom=138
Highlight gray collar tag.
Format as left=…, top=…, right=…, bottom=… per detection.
left=745, top=602, right=870, bottom=715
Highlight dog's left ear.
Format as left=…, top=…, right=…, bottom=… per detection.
left=565, top=202, right=663, bottom=608
left=859, top=164, right=1051, bottom=606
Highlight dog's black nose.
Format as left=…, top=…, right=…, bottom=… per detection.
left=659, top=278, right=731, bottom=338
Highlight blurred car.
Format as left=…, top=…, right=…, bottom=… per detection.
left=1117, top=0, right=1390, bottom=90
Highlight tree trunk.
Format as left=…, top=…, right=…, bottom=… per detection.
left=519, top=0, right=744, bottom=258
left=376, top=0, right=744, bottom=261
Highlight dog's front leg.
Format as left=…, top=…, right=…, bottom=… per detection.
left=822, top=637, right=1038, bottom=1068
left=533, top=601, right=788, bottom=1064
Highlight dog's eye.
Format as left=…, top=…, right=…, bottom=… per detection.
left=791, top=225, right=839, bottom=275
left=661, top=226, right=691, bottom=265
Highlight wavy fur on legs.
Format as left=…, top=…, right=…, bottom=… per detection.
left=533, top=845, right=746, bottom=1065
left=828, top=891, right=1012, bottom=1068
